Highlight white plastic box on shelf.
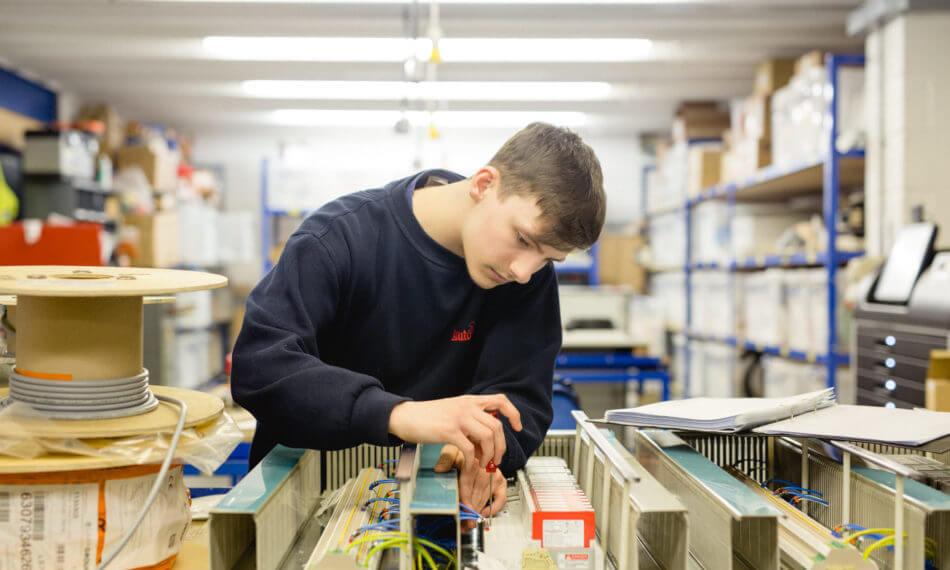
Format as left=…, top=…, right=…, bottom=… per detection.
left=785, top=270, right=812, bottom=353
left=731, top=204, right=817, bottom=260
left=217, top=211, right=256, bottom=264
left=650, top=271, right=686, bottom=331
left=762, top=356, right=840, bottom=398
left=647, top=211, right=686, bottom=268
left=173, top=329, right=213, bottom=390
left=629, top=295, right=665, bottom=356
left=703, top=341, right=736, bottom=398
left=742, top=269, right=786, bottom=348
left=808, top=268, right=850, bottom=354
left=782, top=268, right=849, bottom=356
left=691, top=201, right=730, bottom=265
left=672, top=333, right=687, bottom=392
left=179, top=202, right=219, bottom=267
left=688, top=340, right=706, bottom=397
left=174, top=290, right=213, bottom=330
left=771, top=65, right=865, bottom=168
left=690, top=271, right=734, bottom=339
left=648, top=142, right=689, bottom=213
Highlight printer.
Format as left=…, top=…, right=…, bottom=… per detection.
left=854, top=222, right=950, bottom=409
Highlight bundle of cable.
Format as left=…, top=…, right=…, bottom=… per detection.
left=0, top=266, right=231, bottom=569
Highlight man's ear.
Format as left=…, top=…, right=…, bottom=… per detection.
left=469, top=166, right=500, bottom=202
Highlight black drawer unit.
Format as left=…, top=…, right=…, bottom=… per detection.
left=855, top=348, right=930, bottom=382
left=857, top=388, right=917, bottom=409
left=856, top=328, right=946, bottom=361
left=856, top=367, right=926, bottom=406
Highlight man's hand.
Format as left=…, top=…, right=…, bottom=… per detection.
left=434, top=444, right=507, bottom=529
left=388, top=394, right=522, bottom=469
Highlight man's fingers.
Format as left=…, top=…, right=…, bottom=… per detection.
left=450, top=434, right=477, bottom=474
left=434, top=444, right=459, bottom=473
left=480, top=394, right=522, bottom=431
left=489, top=472, right=507, bottom=515
left=460, top=418, right=493, bottom=469
left=458, top=465, right=476, bottom=513
left=484, top=411, right=507, bottom=466
left=472, top=412, right=506, bottom=467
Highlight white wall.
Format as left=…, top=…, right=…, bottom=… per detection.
left=865, top=11, right=950, bottom=256
left=193, top=125, right=643, bottom=288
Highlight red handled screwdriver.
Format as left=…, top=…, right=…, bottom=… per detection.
left=486, top=410, right=499, bottom=530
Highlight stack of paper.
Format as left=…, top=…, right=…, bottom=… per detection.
left=604, top=388, right=836, bottom=432
left=753, top=405, right=950, bottom=447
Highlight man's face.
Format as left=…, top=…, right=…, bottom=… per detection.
left=461, top=186, right=573, bottom=290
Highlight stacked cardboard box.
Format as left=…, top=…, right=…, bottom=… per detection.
left=687, top=144, right=722, bottom=197
left=719, top=58, right=796, bottom=184
left=927, top=350, right=950, bottom=412
left=672, top=102, right=730, bottom=142
left=598, top=234, right=646, bottom=293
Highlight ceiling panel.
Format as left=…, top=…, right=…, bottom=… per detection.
left=0, top=0, right=864, bottom=135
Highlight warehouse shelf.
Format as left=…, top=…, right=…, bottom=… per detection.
left=554, top=241, right=599, bottom=285
left=682, top=53, right=865, bottom=395
left=686, top=332, right=850, bottom=367
left=646, top=264, right=687, bottom=273
left=644, top=204, right=684, bottom=218
left=690, top=156, right=865, bottom=205
left=690, top=250, right=864, bottom=271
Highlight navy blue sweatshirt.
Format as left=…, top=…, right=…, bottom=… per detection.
left=232, top=170, right=561, bottom=473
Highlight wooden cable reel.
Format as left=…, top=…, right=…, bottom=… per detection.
left=0, top=266, right=229, bottom=470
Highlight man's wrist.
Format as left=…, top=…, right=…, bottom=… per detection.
left=388, top=400, right=411, bottom=437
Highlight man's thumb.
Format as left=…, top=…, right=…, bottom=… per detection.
left=434, top=444, right=459, bottom=472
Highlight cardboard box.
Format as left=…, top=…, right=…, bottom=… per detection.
left=687, top=146, right=722, bottom=196
left=0, top=107, right=41, bottom=150
left=124, top=211, right=180, bottom=268
left=794, top=50, right=828, bottom=75
left=926, top=350, right=950, bottom=412
left=734, top=137, right=771, bottom=180
left=116, top=144, right=178, bottom=192
left=673, top=112, right=730, bottom=142
left=754, top=59, right=795, bottom=96
left=597, top=234, right=646, bottom=292
left=78, top=103, right=123, bottom=158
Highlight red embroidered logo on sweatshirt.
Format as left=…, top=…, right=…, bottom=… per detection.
left=451, top=321, right=475, bottom=342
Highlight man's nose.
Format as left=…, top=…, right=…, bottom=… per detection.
left=509, top=256, right=539, bottom=284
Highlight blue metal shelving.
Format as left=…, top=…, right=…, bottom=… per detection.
left=260, top=157, right=313, bottom=274
left=683, top=53, right=866, bottom=394
left=554, top=241, right=599, bottom=285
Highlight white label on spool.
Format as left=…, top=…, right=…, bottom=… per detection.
left=0, top=466, right=190, bottom=569
left=0, top=483, right=99, bottom=569
left=103, top=468, right=190, bottom=569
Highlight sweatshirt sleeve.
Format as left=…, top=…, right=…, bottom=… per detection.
left=231, top=231, right=410, bottom=449
left=467, top=267, right=561, bottom=475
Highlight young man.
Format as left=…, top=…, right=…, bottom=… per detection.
left=232, top=122, right=606, bottom=518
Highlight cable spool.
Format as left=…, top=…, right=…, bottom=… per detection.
left=0, top=266, right=230, bottom=569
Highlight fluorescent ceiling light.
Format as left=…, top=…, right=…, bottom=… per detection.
left=203, top=37, right=651, bottom=62
left=271, top=109, right=587, bottom=128
left=145, top=0, right=678, bottom=4
left=243, top=80, right=611, bottom=101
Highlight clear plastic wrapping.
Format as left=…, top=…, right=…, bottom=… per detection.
left=0, top=401, right=244, bottom=474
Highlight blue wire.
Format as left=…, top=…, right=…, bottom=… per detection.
left=369, top=478, right=398, bottom=491
left=780, top=489, right=829, bottom=506
left=764, top=479, right=823, bottom=496
left=356, top=520, right=402, bottom=534
left=364, top=497, right=399, bottom=508
left=459, top=503, right=480, bottom=517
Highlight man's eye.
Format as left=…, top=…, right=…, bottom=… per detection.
left=517, top=234, right=529, bottom=246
